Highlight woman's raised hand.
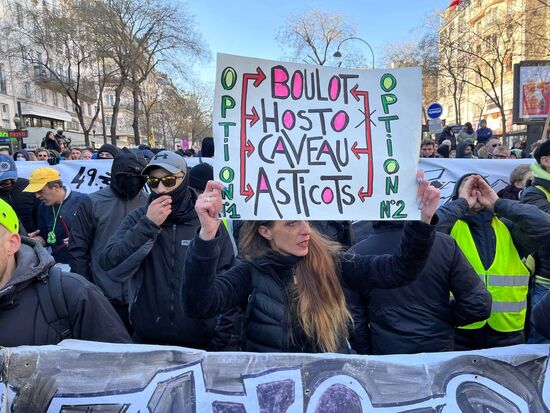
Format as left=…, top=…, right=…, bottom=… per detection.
left=416, top=170, right=440, bottom=224
left=196, top=180, right=224, bottom=241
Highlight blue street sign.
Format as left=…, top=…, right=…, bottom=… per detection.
left=427, top=103, right=443, bottom=119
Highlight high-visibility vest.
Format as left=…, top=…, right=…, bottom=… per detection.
left=535, top=184, right=550, bottom=202
left=450, top=218, right=530, bottom=332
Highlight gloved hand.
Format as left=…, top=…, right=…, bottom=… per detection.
left=47, top=150, right=60, bottom=165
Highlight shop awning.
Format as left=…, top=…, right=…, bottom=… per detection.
left=20, top=102, right=73, bottom=122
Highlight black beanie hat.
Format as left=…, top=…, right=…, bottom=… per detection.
left=201, top=137, right=214, bottom=157
left=534, top=140, right=550, bottom=164
left=98, top=143, right=120, bottom=158
left=189, top=163, right=213, bottom=191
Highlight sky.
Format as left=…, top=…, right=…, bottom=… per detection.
left=187, top=0, right=451, bottom=85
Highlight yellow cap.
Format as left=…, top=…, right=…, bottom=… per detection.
left=0, top=199, right=19, bottom=233
left=23, top=167, right=61, bottom=193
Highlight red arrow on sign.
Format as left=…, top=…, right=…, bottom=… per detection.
left=351, top=141, right=369, bottom=160
left=358, top=186, right=372, bottom=202
left=241, top=183, right=255, bottom=202
left=245, top=106, right=259, bottom=127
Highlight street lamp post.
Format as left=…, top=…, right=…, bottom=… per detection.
left=333, top=36, right=375, bottom=69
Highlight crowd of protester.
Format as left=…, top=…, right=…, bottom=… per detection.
left=1, top=126, right=550, bottom=358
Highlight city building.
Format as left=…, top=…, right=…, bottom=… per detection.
left=437, top=0, right=550, bottom=138
left=0, top=0, right=104, bottom=150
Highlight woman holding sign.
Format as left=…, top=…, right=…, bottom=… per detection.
left=183, top=172, right=440, bottom=353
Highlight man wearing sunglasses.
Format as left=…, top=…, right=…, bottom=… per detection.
left=68, top=150, right=148, bottom=333
left=0, top=154, right=39, bottom=234
left=99, top=150, right=236, bottom=348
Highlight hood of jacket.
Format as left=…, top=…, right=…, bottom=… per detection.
left=98, top=144, right=120, bottom=159
left=13, top=150, right=30, bottom=161
left=456, top=140, right=474, bottom=159
left=110, top=150, right=147, bottom=199
left=0, top=237, right=55, bottom=303
left=0, top=177, right=29, bottom=197
left=450, top=173, right=490, bottom=200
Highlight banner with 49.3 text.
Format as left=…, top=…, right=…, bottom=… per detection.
left=213, top=54, right=422, bottom=220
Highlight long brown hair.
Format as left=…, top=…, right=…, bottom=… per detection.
left=239, top=221, right=352, bottom=352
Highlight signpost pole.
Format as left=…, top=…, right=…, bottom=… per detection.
left=540, top=103, right=550, bottom=143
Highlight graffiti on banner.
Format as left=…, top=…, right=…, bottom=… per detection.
left=421, top=158, right=531, bottom=203
left=4, top=341, right=550, bottom=412
left=213, top=54, right=423, bottom=220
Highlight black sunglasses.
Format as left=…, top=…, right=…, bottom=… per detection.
left=147, top=174, right=184, bottom=189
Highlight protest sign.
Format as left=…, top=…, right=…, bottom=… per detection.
left=3, top=341, right=549, bottom=412
left=213, top=54, right=422, bottom=220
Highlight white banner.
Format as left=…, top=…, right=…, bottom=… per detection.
left=14, top=158, right=533, bottom=204
left=421, top=158, right=531, bottom=203
left=213, top=54, right=422, bottom=221
left=3, top=341, right=550, bottom=412
left=14, top=158, right=207, bottom=194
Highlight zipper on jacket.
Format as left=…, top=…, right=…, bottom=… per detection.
left=169, top=224, right=176, bottom=325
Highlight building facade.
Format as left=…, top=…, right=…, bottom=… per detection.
left=437, top=0, right=550, bottom=137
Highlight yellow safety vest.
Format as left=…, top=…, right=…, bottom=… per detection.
left=450, top=218, right=530, bottom=332
left=535, top=185, right=550, bottom=202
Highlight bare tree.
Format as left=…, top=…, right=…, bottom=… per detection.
left=89, top=0, right=207, bottom=146
left=380, top=18, right=439, bottom=122
left=275, top=9, right=361, bottom=66
left=4, top=1, right=107, bottom=146
left=439, top=3, right=547, bottom=136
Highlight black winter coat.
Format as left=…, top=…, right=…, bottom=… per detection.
left=349, top=221, right=491, bottom=355
left=183, top=221, right=435, bottom=353
left=0, top=177, right=39, bottom=233
left=68, top=186, right=148, bottom=302
left=521, top=177, right=550, bottom=280
left=532, top=291, right=550, bottom=339
left=0, top=237, right=131, bottom=346
left=99, top=188, right=236, bottom=348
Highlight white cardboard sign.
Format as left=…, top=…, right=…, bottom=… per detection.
left=213, top=54, right=422, bottom=220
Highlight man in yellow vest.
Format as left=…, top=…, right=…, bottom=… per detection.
left=520, top=139, right=550, bottom=343
left=437, top=173, right=550, bottom=350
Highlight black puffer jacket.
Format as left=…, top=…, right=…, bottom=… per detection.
left=184, top=221, right=435, bottom=353
left=0, top=237, right=131, bottom=346
left=350, top=221, right=491, bottom=355
left=0, top=177, right=39, bottom=233
left=100, top=182, right=235, bottom=348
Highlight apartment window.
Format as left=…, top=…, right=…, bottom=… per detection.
left=24, top=83, right=32, bottom=98
left=53, top=91, right=58, bottom=106
left=0, top=64, right=6, bottom=94
left=105, top=94, right=114, bottom=107
left=105, top=116, right=112, bottom=126
left=87, top=102, right=91, bottom=116
left=20, top=46, right=27, bottom=68
left=1, top=104, right=9, bottom=120
left=63, top=95, right=68, bottom=109
left=40, top=87, right=47, bottom=102
left=15, top=3, right=24, bottom=27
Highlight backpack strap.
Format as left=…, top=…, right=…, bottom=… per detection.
left=36, top=266, right=72, bottom=341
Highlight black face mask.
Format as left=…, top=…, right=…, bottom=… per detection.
left=111, top=173, right=146, bottom=199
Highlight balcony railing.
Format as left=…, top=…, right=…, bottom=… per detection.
left=32, top=66, right=97, bottom=101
